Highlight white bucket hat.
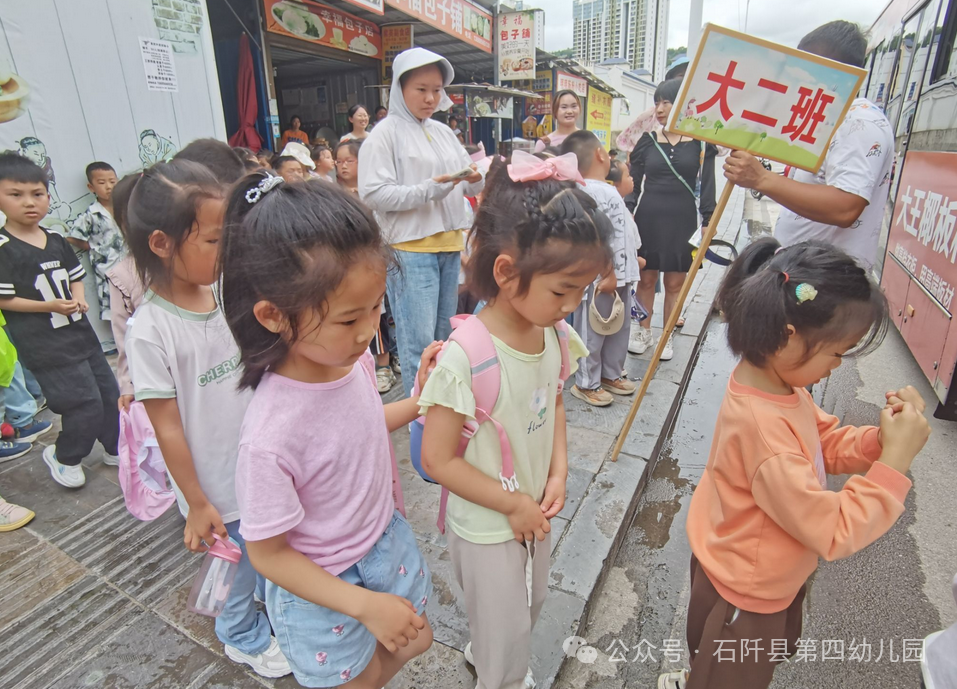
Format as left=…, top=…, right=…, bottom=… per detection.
left=589, top=291, right=625, bottom=336
left=280, top=141, right=315, bottom=170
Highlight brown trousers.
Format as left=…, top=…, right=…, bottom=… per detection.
left=685, top=555, right=806, bottom=689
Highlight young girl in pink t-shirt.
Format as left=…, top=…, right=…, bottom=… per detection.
left=221, top=173, right=439, bottom=689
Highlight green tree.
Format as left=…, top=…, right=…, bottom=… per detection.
left=667, top=46, right=687, bottom=63
left=714, top=120, right=724, bottom=133
left=552, top=48, right=575, bottom=58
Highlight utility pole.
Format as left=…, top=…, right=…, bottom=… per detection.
left=493, top=1, right=502, bottom=152
left=688, top=0, right=704, bottom=59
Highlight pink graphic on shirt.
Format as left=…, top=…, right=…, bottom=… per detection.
left=420, top=596, right=428, bottom=607
left=332, top=624, right=345, bottom=637
left=340, top=668, right=352, bottom=681
left=399, top=564, right=408, bottom=576
left=418, top=568, right=425, bottom=578
left=315, top=652, right=328, bottom=666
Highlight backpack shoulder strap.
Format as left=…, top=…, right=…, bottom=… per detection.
left=554, top=320, right=572, bottom=394
left=447, top=315, right=500, bottom=424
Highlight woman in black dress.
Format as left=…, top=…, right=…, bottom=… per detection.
left=629, top=78, right=716, bottom=360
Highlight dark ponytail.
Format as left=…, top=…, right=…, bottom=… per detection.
left=717, top=237, right=889, bottom=366
left=221, top=174, right=392, bottom=389
left=466, top=158, right=613, bottom=301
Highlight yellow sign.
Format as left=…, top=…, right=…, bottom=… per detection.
left=382, top=25, right=413, bottom=81
left=586, top=86, right=612, bottom=147
left=668, top=24, right=866, bottom=172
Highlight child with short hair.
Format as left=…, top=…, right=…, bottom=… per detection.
left=220, top=174, right=437, bottom=688
left=659, top=238, right=931, bottom=689
left=0, top=153, right=120, bottom=487
left=68, top=162, right=124, bottom=322
left=561, top=130, right=641, bottom=407
left=124, top=160, right=290, bottom=678
left=419, top=155, right=607, bottom=689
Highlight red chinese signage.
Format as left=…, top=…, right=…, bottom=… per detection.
left=265, top=0, right=381, bottom=58
left=670, top=24, right=866, bottom=172
left=386, top=0, right=492, bottom=53
left=888, top=151, right=957, bottom=311
left=555, top=71, right=588, bottom=98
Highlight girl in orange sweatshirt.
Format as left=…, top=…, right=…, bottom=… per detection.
left=659, top=238, right=932, bottom=689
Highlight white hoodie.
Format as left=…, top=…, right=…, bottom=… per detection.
left=358, top=48, right=484, bottom=245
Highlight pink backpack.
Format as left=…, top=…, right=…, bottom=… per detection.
left=409, top=315, right=572, bottom=534
left=118, top=401, right=176, bottom=521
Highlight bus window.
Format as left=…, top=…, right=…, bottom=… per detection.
left=924, top=0, right=952, bottom=87
left=887, top=11, right=925, bottom=131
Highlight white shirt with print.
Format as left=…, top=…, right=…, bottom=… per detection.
left=774, top=98, right=894, bottom=268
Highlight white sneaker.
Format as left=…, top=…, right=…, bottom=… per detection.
left=42, top=446, right=85, bottom=488
left=375, top=365, right=397, bottom=393
left=102, top=453, right=119, bottom=467
left=463, top=642, right=535, bottom=687
left=225, top=636, right=291, bottom=678
left=658, top=669, right=689, bottom=689
left=0, top=496, right=35, bottom=531
left=628, top=325, right=654, bottom=355
left=660, top=334, right=674, bottom=361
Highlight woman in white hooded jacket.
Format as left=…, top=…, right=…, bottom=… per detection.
left=359, top=48, right=485, bottom=397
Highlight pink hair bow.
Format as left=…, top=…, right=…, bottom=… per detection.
left=508, top=150, right=584, bottom=184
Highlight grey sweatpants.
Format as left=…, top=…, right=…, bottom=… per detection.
left=573, top=284, right=632, bottom=390
left=448, top=528, right=552, bottom=689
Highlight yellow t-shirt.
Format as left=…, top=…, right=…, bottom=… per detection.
left=418, top=325, right=588, bottom=544
left=393, top=230, right=464, bottom=253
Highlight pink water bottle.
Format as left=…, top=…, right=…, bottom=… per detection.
left=186, top=534, right=242, bottom=617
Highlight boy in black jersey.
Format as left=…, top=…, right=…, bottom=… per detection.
left=0, top=153, right=119, bottom=488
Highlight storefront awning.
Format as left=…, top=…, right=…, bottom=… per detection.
left=445, top=83, right=543, bottom=99
left=315, top=0, right=498, bottom=81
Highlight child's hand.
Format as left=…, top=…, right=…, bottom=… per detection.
left=878, top=402, right=931, bottom=475
left=540, top=474, right=567, bottom=519
left=358, top=592, right=425, bottom=653
left=416, top=340, right=443, bottom=391
left=76, top=298, right=89, bottom=314
left=118, top=394, right=135, bottom=413
left=183, top=502, right=228, bottom=553
left=884, top=386, right=926, bottom=414
left=508, top=493, right=551, bottom=543
left=597, top=272, right=617, bottom=294
left=50, top=298, right=79, bottom=316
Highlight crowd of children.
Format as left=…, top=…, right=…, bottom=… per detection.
left=0, top=59, right=932, bottom=689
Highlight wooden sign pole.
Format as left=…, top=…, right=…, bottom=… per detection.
left=610, top=180, right=736, bottom=462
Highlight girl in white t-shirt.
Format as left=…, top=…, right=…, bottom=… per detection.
left=220, top=173, right=439, bottom=688
left=418, top=155, right=610, bottom=689
left=124, top=160, right=291, bottom=678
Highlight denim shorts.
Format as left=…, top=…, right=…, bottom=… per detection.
left=266, top=511, right=432, bottom=687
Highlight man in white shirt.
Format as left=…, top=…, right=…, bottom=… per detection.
left=723, top=21, right=894, bottom=269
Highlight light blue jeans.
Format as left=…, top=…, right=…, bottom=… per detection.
left=217, top=521, right=272, bottom=654
left=0, top=362, right=39, bottom=428
left=387, top=250, right=461, bottom=398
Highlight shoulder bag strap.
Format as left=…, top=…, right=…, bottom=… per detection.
left=650, top=135, right=698, bottom=200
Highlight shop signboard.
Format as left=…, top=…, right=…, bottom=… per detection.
left=668, top=24, right=865, bottom=172
left=265, top=0, right=382, bottom=59
left=468, top=94, right=513, bottom=119
left=586, top=86, right=612, bottom=147
left=498, top=11, right=535, bottom=81
left=533, top=69, right=553, bottom=92
left=386, top=0, right=492, bottom=53
left=887, top=151, right=957, bottom=312
left=340, top=0, right=384, bottom=15
left=555, top=71, right=588, bottom=98
left=382, top=24, right=413, bottom=81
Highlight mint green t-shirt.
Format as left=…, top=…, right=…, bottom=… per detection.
left=418, top=325, right=587, bottom=544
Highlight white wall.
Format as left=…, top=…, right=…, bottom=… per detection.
left=0, top=0, right=226, bottom=234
